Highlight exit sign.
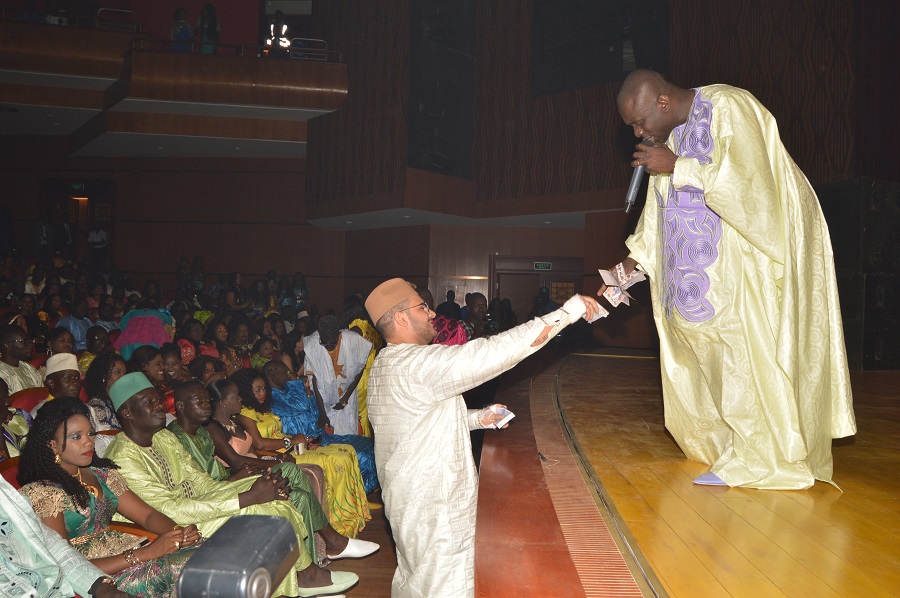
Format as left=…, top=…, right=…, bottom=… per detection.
left=533, top=261, right=552, bottom=271
left=70, top=183, right=85, bottom=191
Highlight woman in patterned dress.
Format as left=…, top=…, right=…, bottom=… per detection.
left=82, top=351, right=127, bottom=458
left=18, top=397, right=201, bottom=597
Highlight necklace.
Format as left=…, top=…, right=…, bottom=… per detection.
left=73, top=467, right=100, bottom=499
left=219, top=416, right=239, bottom=435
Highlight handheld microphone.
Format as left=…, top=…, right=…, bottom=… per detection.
left=624, top=139, right=652, bottom=213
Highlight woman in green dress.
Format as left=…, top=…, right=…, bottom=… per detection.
left=18, top=397, right=202, bottom=597
left=166, top=378, right=378, bottom=563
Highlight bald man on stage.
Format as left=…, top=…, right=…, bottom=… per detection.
left=606, top=69, right=856, bottom=490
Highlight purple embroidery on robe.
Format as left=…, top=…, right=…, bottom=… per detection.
left=659, top=89, right=721, bottom=322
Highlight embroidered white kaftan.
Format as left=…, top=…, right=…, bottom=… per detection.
left=367, top=305, right=581, bottom=598
left=626, top=84, right=856, bottom=490
left=304, top=330, right=372, bottom=435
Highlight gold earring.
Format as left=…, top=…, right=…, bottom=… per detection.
left=54, top=453, right=61, bottom=465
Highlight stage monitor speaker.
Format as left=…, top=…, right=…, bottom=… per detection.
left=178, top=515, right=299, bottom=598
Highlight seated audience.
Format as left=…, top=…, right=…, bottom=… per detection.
left=79, top=326, right=113, bottom=375
left=17, top=397, right=201, bottom=596
left=279, top=329, right=305, bottom=374
left=250, top=336, right=276, bottom=370
left=94, top=303, right=120, bottom=333
left=56, top=297, right=92, bottom=351
left=127, top=345, right=174, bottom=415
left=83, top=351, right=128, bottom=457
left=170, top=380, right=379, bottom=563
left=160, top=342, right=192, bottom=386
left=265, top=360, right=379, bottom=495
left=35, top=326, right=76, bottom=375
left=1, top=377, right=30, bottom=460
left=0, top=323, right=44, bottom=393
left=31, top=352, right=81, bottom=417
left=199, top=317, right=242, bottom=376
left=227, top=315, right=254, bottom=358
left=103, top=372, right=361, bottom=597
left=189, top=355, right=227, bottom=386
left=174, top=318, right=204, bottom=365
left=232, top=367, right=372, bottom=536
left=113, top=306, right=174, bottom=361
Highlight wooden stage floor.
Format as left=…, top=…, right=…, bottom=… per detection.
left=332, top=351, right=899, bottom=597
left=555, top=352, right=900, bottom=598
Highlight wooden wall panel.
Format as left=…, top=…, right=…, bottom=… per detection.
left=404, top=168, right=475, bottom=216
left=668, top=0, right=855, bottom=186
left=306, top=2, right=410, bottom=211
left=474, top=1, right=630, bottom=205
left=428, top=225, right=584, bottom=280
left=102, top=112, right=308, bottom=141
left=0, top=21, right=140, bottom=77
left=0, top=155, right=348, bottom=311
left=343, top=226, right=431, bottom=298
left=855, top=0, right=899, bottom=183
left=473, top=0, right=857, bottom=210
left=114, top=168, right=305, bottom=223
left=124, top=51, right=348, bottom=110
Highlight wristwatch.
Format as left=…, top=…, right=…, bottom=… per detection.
left=283, top=437, right=292, bottom=449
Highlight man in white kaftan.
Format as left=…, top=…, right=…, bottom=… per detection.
left=612, top=70, right=856, bottom=490
left=365, top=278, right=604, bottom=598
left=304, top=315, right=372, bottom=436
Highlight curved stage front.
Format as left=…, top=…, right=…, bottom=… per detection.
left=474, top=349, right=900, bottom=598
left=474, top=348, right=654, bottom=598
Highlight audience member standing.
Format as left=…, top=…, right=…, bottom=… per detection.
left=87, top=221, right=108, bottom=268
left=32, top=212, right=53, bottom=260
left=303, top=315, right=371, bottom=436
left=169, top=7, right=193, bottom=53
left=460, top=292, right=488, bottom=340
left=267, top=10, right=290, bottom=58
left=53, top=212, right=75, bottom=261
left=56, top=297, right=92, bottom=351
left=435, top=289, right=461, bottom=319
left=196, top=3, right=220, bottom=54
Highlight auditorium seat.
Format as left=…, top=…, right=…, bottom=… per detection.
left=10, top=387, right=50, bottom=413
left=0, top=456, right=19, bottom=487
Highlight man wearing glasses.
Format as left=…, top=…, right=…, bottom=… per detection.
left=0, top=324, right=43, bottom=395
left=364, top=278, right=604, bottom=598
